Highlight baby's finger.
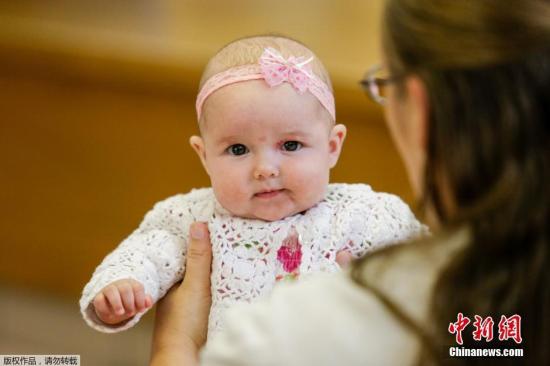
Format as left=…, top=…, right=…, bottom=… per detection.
left=103, top=285, right=125, bottom=315
left=93, top=293, right=112, bottom=318
left=118, top=282, right=136, bottom=315
left=132, top=281, right=146, bottom=311
left=144, top=294, right=153, bottom=308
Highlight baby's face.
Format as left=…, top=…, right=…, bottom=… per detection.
left=192, top=80, right=346, bottom=221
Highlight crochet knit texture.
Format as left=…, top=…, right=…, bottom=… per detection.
left=80, top=184, right=427, bottom=337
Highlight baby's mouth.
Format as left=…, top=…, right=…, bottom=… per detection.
left=254, top=189, right=285, bottom=199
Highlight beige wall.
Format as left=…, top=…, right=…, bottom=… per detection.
left=0, top=0, right=411, bottom=300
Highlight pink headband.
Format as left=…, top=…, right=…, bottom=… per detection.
left=196, top=47, right=336, bottom=121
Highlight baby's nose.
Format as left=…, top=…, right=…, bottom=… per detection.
left=253, top=159, right=280, bottom=180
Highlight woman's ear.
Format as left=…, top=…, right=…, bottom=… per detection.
left=405, top=76, right=429, bottom=152
left=328, top=124, right=347, bottom=168
left=189, top=135, right=210, bottom=175
left=401, top=75, right=429, bottom=198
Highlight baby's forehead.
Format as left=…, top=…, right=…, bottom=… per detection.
left=199, top=93, right=334, bottom=135
left=199, top=81, right=333, bottom=133
left=200, top=113, right=334, bottom=143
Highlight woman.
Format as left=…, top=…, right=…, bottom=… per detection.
left=150, top=0, right=549, bottom=364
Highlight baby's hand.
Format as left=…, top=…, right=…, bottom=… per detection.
left=93, top=279, right=153, bottom=325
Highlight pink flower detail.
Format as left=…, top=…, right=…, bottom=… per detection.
left=277, top=227, right=302, bottom=273
left=259, top=47, right=313, bottom=94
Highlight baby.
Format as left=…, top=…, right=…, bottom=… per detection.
left=80, top=35, right=426, bottom=337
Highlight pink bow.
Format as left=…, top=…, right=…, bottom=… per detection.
left=259, top=47, right=314, bottom=94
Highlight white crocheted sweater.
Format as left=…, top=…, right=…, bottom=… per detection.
left=80, top=183, right=426, bottom=337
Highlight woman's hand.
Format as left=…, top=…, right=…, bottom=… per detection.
left=150, top=222, right=212, bottom=366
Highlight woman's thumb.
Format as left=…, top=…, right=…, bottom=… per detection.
left=185, top=222, right=212, bottom=290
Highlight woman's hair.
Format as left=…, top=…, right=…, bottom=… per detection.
left=354, top=0, right=549, bottom=364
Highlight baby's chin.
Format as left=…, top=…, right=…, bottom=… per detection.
left=227, top=206, right=308, bottom=222
left=216, top=190, right=323, bottom=222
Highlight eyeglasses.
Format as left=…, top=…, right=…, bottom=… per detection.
left=359, top=64, right=403, bottom=105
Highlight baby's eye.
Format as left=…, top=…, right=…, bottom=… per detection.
left=227, top=144, right=249, bottom=156
left=282, top=141, right=302, bottom=152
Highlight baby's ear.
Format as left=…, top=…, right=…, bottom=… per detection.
left=189, top=135, right=210, bottom=175
left=328, top=124, right=347, bottom=168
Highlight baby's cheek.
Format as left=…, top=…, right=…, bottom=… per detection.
left=211, top=171, right=248, bottom=212
left=287, top=159, right=329, bottom=204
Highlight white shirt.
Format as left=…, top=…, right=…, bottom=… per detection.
left=201, top=228, right=468, bottom=366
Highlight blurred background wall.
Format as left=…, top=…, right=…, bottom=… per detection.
left=0, top=1, right=411, bottom=364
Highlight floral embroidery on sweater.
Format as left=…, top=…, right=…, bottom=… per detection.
left=276, top=227, right=302, bottom=281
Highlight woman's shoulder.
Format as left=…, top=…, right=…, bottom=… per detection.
left=356, top=227, right=470, bottom=321
left=201, top=228, right=470, bottom=366
left=202, top=271, right=420, bottom=365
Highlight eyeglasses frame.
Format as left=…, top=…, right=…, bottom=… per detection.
left=359, top=64, right=405, bottom=105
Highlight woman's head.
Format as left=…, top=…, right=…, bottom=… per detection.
left=190, top=35, right=346, bottom=221
left=381, top=0, right=550, bottom=226
left=366, top=0, right=549, bottom=363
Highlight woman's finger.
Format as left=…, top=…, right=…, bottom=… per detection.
left=178, top=221, right=213, bottom=345
left=336, top=250, right=354, bottom=268
left=184, top=222, right=213, bottom=293
left=151, top=221, right=213, bottom=365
